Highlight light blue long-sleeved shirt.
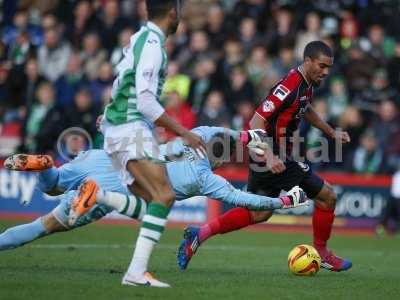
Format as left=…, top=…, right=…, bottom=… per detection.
left=38, top=149, right=129, bottom=195
left=38, top=127, right=282, bottom=210
left=163, top=127, right=282, bottom=210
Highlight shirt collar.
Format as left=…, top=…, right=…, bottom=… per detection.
left=297, top=65, right=311, bottom=87
left=146, top=21, right=166, bottom=42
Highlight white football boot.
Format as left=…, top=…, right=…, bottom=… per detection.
left=122, top=272, right=170, bottom=288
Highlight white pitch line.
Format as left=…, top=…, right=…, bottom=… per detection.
left=28, top=244, right=265, bottom=252
left=27, top=243, right=393, bottom=257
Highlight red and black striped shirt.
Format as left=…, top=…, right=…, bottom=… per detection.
left=254, top=67, right=313, bottom=158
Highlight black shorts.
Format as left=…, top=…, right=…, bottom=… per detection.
left=247, top=161, right=324, bottom=198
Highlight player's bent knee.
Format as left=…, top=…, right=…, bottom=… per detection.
left=42, top=214, right=68, bottom=233
left=320, top=183, right=337, bottom=208
left=327, top=191, right=337, bottom=208
left=149, top=187, right=176, bottom=206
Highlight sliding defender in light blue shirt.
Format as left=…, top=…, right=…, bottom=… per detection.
left=0, top=127, right=306, bottom=252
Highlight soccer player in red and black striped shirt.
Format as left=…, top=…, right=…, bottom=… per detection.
left=180, top=41, right=352, bottom=272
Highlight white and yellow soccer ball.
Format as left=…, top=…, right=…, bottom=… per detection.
left=287, top=244, right=321, bottom=276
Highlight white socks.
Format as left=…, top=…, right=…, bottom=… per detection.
left=96, top=190, right=147, bottom=220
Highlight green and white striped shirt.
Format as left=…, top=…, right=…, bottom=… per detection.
left=105, top=22, right=168, bottom=125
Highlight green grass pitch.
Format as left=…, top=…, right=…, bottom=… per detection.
left=1, top=219, right=400, bottom=300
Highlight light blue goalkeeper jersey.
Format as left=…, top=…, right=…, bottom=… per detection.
left=38, top=149, right=129, bottom=195
left=38, top=127, right=281, bottom=211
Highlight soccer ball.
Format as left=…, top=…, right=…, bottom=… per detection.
left=287, top=244, right=321, bottom=276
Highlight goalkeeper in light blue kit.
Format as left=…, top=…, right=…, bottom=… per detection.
left=1, top=127, right=307, bottom=269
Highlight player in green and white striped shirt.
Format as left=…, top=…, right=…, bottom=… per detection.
left=71, top=0, right=206, bottom=288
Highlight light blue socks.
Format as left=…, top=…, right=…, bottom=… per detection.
left=0, top=218, right=47, bottom=250
left=37, top=167, right=59, bottom=192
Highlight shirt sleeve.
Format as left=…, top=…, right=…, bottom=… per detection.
left=256, top=84, right=291, bottom=121
left=191, top=126, right=239, bottom=144
left=137, top=90, right=165, bottom=122
left=199, top=171, right=283, bottom=210
left=135, top=33, right=164, bottom=96
left=255, top=82, right=296, bottom=121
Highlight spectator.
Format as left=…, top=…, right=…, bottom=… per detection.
left=7, top=30, right=34, bottom=67
left=64, top=88, right=99, bottom=138
left=55, top=52, right=87, bottom=107
left=38, top=27, right=72, bottom=82
left=231, top=0, right=267, bottom=28
left=170, top=21, right=190, bottom=58
left=2, top=9, right=42, bottom=47
left=22, top=81, right=56, bottom=152
left=271, top=43, right=299, bottom=78
left=245, top=45, right=271, bottom=98
left=17, top=58, right=45, bottom=118
left=66, top=0, right=100, bottom=48
left=188, top=58, right=218, bottom=113
left=196, top=90, right=230, bottom=127
left=80, top=32, right=107, bottom=81
left=352, top=130, right=384, bottom=174
left=89, top=62, right=113, bottom=104
left=354, top=69, right=397, bottom=117
left=265, top=8, right=296, bottom=56
left=0, top=0, right=398, bottom=177
left=343, top=44, right=376, bottom=96
left=338, top=106, right=365, bottom=167
left=177, top=30, right=216, bottom=76
left=216, top=39, right=244, bottom=84
left=326, top=77, right=349, bottom=125
left=162, top=91, right=196, bottom=141
left=339, top=11, right=359, bottom=51
left=224, top=66, right=255, bottom=114
left=41, top=13, right=58, bottom=32
left=97, top=0, right=129, bottom=52
left=372, top=100, right=399, bottom=149
left=238, top=18, right=261, bottom=55
left=232, top=101, right=254, bottom=131
left=163, top=61, right=191, bottom=102
left=360, top=24, right=395, bottom=65
left=205, top=4, right=229, bottom=47
left=295, top=11, right=323, bottom=60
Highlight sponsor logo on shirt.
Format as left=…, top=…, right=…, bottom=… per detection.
left=273, top=84, right=290, bottom=101
left=263, top=100, right=275, bottom=113
left=142, top=68, right=154, bottom=81
left=297, top=162, right=310, bottom=172
left=295, top=107, right=307, bottom=119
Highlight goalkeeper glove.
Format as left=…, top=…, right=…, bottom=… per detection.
left=239, top=129, right=269, bottom=155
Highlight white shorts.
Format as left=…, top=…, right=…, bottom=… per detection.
left=101, top=119, right=161, bottom=186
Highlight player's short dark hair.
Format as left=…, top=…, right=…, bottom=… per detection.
left=147, top=0, right=176, bottom=19
left=208, top=132, right=236, bottom=161
left=303, top=41, right=333, bottom=60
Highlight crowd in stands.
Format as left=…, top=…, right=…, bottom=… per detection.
left=0, top=0, right=399, bottom=174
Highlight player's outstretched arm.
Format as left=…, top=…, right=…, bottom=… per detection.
left=155, top=113, right=207, bottom=158
left=200, top=172, right=294, bottom=210
left=304, top=105, right=350, bottom=143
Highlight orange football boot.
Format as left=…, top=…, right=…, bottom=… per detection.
left=68, top=179, right=99, bottom=226
left=4, top=154, right=54, bottom=171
